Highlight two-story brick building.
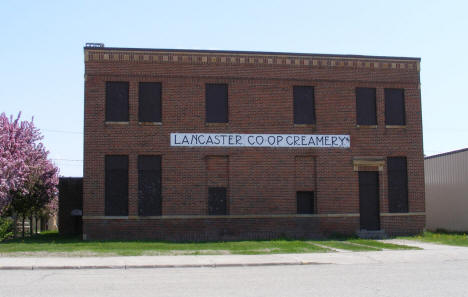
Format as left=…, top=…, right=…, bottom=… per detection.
left=83, top=44, right=425, bottom=240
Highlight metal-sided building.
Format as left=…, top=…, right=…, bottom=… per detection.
left=83, top=44, right=425, bottom=240
left=425, top=148, right=468, bottom=232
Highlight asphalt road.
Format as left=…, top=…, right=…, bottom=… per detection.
left=2, top=260, right=468, bottom=297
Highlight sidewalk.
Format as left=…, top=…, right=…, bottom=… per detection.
left=1, top=240, right=467, bottom=270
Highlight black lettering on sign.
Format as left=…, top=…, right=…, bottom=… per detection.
left=286, top=136, right=293, bottom=145
left=198, top=135, right=205, bottom=144
left=206, top=135, right=214, bottom=145
left=277, top=135, right=283, bottom=145
left=308, top=136, right=316, bottom=146
left=236, top=135, right=242, bottom=145
left=331, top=136, right=337, bottom=146
left=174, top=134, right=181, bottom=144
left=182, top=136, right=189, bottom=144
left=255, top=136, right=264, bottom=145
left=248, top=136, right=255, bottom=145
left=267, top=136, right=275, bottom=145
left=191, top=134, right=198, bottom=145
left=315, top=136, right=324, bottom=146
left=294, top=136, right=300, bottom=145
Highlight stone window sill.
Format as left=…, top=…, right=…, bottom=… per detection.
left=138, top=122, right=162, bottom=126
left=356, top=125, right=378, bottom=129
left=104, top=121, right=129, bottom=125
left=385, top=125, right=406, bottom=129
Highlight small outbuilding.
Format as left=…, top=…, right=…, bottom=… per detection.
left=425, top=148, right=468, bottom=232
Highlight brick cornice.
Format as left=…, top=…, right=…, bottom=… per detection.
left=84, top=48, right=420, bottom=71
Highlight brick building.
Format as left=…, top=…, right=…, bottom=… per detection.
left=83, top=44, right=425, bottom=240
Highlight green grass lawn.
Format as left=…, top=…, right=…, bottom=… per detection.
left=0, top=231, right=420, bottom=256
left=403, top=231, right=468, bottom=247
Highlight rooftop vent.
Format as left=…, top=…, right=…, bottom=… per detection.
left=85, top=43, right=104, bottom=48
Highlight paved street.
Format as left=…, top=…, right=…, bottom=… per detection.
left=2, top=260, right=468, bottom=297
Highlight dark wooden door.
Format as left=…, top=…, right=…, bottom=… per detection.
left=359, top=171, right=380, bottom=230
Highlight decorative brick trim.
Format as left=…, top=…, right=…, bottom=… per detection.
left=83, top=213, right=360, bottom=220
left=84, top=49, right=419, bottom=71
left=380, top=212, right=425, bottom=216
left=83, top=212, right=424, bottom=220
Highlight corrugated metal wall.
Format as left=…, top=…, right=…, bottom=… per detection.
left=425, top=149, right=468, bottom=231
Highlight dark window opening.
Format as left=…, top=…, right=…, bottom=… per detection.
left=385, top=88, right=406, bottom=125
left=208, top=187, right=227, bottom=215
left=105, top=155, right=128, bottom=216
left=206, top=84, right=228, bottom=123
left=297, top=191, right=315, bottom=214
left=387, top=157, right=409, bottom=213
left=356, top=87, right=377, bottom=125
left=294, top=86, right=316, bottom=124
left=138, top=155, right=162, bottom=216
left=139, top=82, right=162, bottom=122
left=105, top=82, right=129, bottom=122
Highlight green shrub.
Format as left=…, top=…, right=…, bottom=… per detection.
left=0, top=217, right=14, bottom=242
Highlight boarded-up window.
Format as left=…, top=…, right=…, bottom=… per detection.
left=138, top=155, right=162, bottom=216
left=208, top=187, right=227, bottom=215
left=387, top=157, right=409, bottom=213
left=297, top=191, right=314, bottom=214
left=385, top=88, right=405, bottom=125
left=206, top=84, right=228, bottom=123
left=356, top=87, right=377, bottom=125
left=139, top=82, right=162, bottom=122
left=106, top=82, right=129, bottom=121
left=105, top=155, right=128, bottom=216
left=293, top=86, right=315, bottom=124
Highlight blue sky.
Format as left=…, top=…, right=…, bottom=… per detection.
left=1, top=0, right=467, bottom=177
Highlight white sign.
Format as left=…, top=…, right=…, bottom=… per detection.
left=171, top=133, right=350, bottom=148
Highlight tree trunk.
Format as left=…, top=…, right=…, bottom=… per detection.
left=22, top=216, right=25, bottom=238
left=13, top=212, right=18, bottom=238
left=35, top=216, right=39, bottom=234
left=29, top=216, right=33, bottom=237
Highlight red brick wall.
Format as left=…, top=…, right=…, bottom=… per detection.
left=83, top=48, right=424, bottom=240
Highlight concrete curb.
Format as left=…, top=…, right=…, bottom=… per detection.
left=0, top=261, right=328, bottom=270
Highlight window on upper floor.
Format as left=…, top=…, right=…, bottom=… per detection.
left=293, top=86, right=315, bottom=124
left=105, top=82, right=129, bottom=122
left=206, top=84, right=228, bottom=123
left=385, top=88, right=406, bottom=125
left=139, top=82, right=162, bottom=122
left=356, top=87, right=377, bottom=125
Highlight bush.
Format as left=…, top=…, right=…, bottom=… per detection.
left=0, top=217, right=13, bottom=242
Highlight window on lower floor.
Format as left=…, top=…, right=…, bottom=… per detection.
left=138, top=155, right=162, bottom=216
left=208, top=187, right=227, bottom=215
left=297, top=191, right=315, bottom=214
left=387, top=157, right=409, bottom=212
left=105, top=155, right=128, bottom=216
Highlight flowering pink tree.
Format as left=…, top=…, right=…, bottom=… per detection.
left=0, top=112, right=59, bottom=219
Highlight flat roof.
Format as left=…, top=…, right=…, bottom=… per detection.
left=425, top=148, right=468, bottom=160
left=84, top=46, right=421, bottom=61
